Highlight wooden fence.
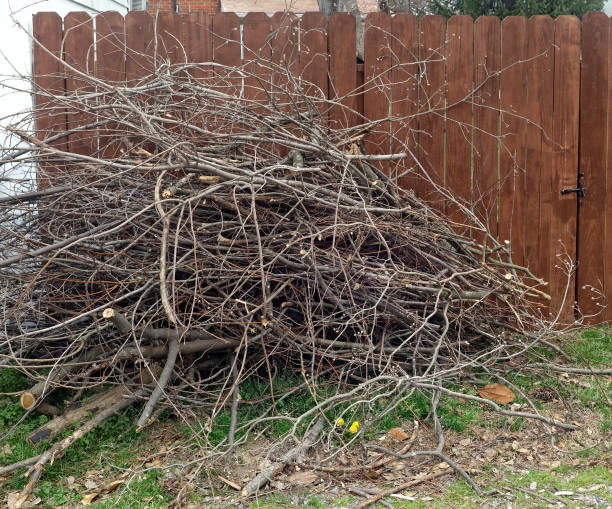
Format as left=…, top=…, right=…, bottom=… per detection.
left=32, top=10, right=612, bottom=324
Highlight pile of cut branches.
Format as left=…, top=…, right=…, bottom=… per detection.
left=0, top=40, right=576, bottom=505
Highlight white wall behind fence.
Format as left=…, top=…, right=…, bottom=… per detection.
left=0, top=0, right=130, bottom=193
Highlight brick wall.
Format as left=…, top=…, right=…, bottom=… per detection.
left=147, top=0, right=221, bottom=13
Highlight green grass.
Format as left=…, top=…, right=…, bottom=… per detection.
left=506, top=327, right=612, bottom=432
left=0, top=369, right=162, bottom=505
left=94, top=470, right=173, bottom=508
left=568, top=327, right=612, bottom=366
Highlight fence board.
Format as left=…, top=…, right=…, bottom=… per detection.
left=96, top=12, right=125, bottom=82
left=364, top=13, right=392, bottom=174
left=391, top=14, right=419, bottom=190
left=299, top=12, right=328, bottom=121
left=524, top=16, right=554, bottom=309
left=417, top=15, right=445, bottom=206
left=551, top=16, right=580, bottom=323
left=271, top=12, right=299, bottom=155
left=183, top=12, right=212, bottom=78
left=329, top=13, right=357, bottom=133
left=33, top=12, right=65, bottom=186
left=156, top=12, right=183, bottom=64
left=607, top=18, right=612, bottom=324
left=126, top=11, right=154, bottom=84
left=243, top=13, right=272, bottom=104
left=271, top=12, right=299, bottom=85
left=445, top=15, right=473, bottom=225
left=125, top=12, right=154, bottom=153
left=212, top=13, right=241, bottom=98
left=578, top=12, right=609, bottom=322
left=499, top=16, right=527, bottom=268
left=473, top=16, right=500, bottom=240
left=64, top=12, right=94, bottom=157
left=96, top=12, right=125, bottom=159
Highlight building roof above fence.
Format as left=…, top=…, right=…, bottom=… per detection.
left=220, top=0, right=319, bottom=12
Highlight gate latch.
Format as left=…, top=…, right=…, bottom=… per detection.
left=560, top=172, right=585, bottom=202
left=560, top=187, right=585, bottom=197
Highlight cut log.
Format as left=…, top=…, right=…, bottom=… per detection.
left=13, top=389, right=145, bottom=509
left=27, top=385, right=130, bottom=445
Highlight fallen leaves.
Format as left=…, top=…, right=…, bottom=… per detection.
left=80, top=493, right=98, bottom=506
left=477, top=383, right=516, bottom=404
left=7, top=492, right=41, bottom=509
left=286, top=470, right=318, bottom=485
left=387, top=427, right=409, bottom=442
left=78, top=475, right=125, bottom=506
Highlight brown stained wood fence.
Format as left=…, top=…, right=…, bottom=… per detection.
left=32, top=10, right=612, bottom=324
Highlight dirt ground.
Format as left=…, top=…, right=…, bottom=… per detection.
left=35, top=400, right=608, bottom=509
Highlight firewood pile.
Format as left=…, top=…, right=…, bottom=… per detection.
left=0, top=51, right=571, bottom=504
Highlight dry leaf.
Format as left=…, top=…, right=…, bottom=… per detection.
left=7, top=492, right=19, bottom=509
left=2, top=443, right=12, bottom=455
left=81, top=493, right=98, bottom=506
left=7, top=492, right=41, bottom=509
left=103, top=480, right=124, bottom=493
left=388, top=427, right=409, bottom=441
left=84, top=480, right=98, bottom=491
left=286, top=471, right=318, bottom=485
left=477, top=383, right=515, bottom=404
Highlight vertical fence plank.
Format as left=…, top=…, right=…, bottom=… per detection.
left=125, top=11, right=154, bottom=84
left=524, top=16, right=554, bottom=310
left=550, top=16, right=580, bottom=323
left=156, top=11, right=183, bottom=63
left=96, top=11, right=125, bottom=159
left=243, top=12, right=272, bottom=105
left=271, top=12, right=299, bottom=155
left=33, top=12, right=65, bottom=185
left=391, top=13, right=419, bottom=190
left=417, top=15, right=446, bottom=205
left=125, top=11, right=154, bottom=152
left=271, top=12, right=300, bottom=86
left=577, top=12, right=609, bottom=322
left=299, top=12, right=328, bottom=122
left=183, top=12, right=212, bottom=71
left=499, top=16, right=527, bottom=268
left=64, top=12, right=94, bottom=157
left=607, top=19, right=612, bottom=324
left=96, top=12, right=125, bottom=82
left=364, top=13, right=392, bottom=174
left=445, top=15, right=473, bottom=224
left=243, top=12, right=271, bottom=156
left=329, top=12, right=357, bottom=133
left=473, top=16, right=500, bottom=239
left=212, top=13, right=241, bottom=97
